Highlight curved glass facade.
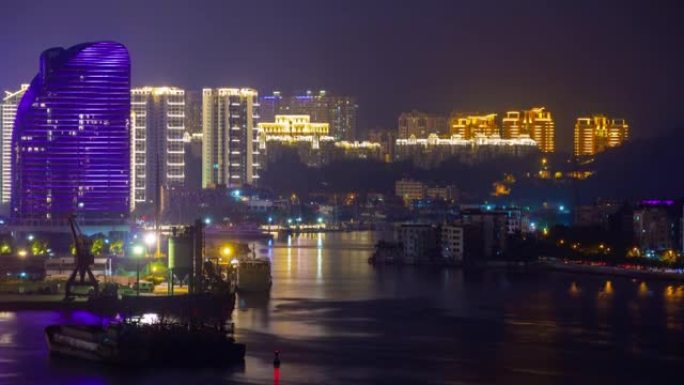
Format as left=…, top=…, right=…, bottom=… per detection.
left=12, top=41, right=131, bottom=225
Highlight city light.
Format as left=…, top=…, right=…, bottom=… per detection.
left=143, top=232, right=157, bottom=247
left=204, top=218, right=212, bottom=225
left=132, top=244, right=145, bottom=257
left=17, top=249, right=27, bottom=258
left=221, top=246, right=233, bottom=257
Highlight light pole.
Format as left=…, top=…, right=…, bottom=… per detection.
left=132, top=244, right=145, bottom=296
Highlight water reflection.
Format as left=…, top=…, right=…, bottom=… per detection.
left=569, top=281, right=580, bottom=296
left=638, top=281, right=650, bottom=297
left=2, top=232, right=684, bottom=385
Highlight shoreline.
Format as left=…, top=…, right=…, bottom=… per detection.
left=370, top=257, right=684, bottom=282
left=540, top=261, right=684, bottom=282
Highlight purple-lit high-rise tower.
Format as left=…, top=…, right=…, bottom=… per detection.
left=12, top=42, right=131, bottom=225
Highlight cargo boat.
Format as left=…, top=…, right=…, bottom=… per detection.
left=45, top=320, right=245, bottom=366
left=236, top=258, right=272, bottom=292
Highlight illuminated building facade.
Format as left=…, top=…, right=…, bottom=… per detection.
left=502, top=107, right=555, bottom=152
left=574, top=115, right=629, bottom=156
left=258, top=115, right=329, bottom=136
left=131, top=87, right=185, bottom=208
left=202, top=88, right=260, bottom=188
left=12, top=42, right=131, bottom=225
left=259, top=90, right=357, bottom=140
left=1, top=84, right=28, bottom=211
left=449, top=113, right=498, bottom=139
left=398, top=111, right=449, bottom=139
left=395, top=134, right=538, bottom=168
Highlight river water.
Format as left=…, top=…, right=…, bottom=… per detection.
left=1, top=231, right=684, bottom=384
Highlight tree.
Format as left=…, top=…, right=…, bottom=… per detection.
left=109, top=240, right=124, bottom=256
left=90, top=238, right=105, bottom=256
left=30, top=239, right=48, bottom=256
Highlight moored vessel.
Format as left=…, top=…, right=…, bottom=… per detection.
left=45, top=319, right=245, bottom=366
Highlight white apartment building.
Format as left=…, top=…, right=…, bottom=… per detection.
left=202, top=88, right=260, bottom=188
left=131, top=87, right=185, bottom=209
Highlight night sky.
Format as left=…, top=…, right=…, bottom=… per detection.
left=1, top=0, right=682, bottom=151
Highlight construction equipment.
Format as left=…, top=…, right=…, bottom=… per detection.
left=64, top=215, right=99, bottom=300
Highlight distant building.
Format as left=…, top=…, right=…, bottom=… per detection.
left=395, top=223, right=440, bottom=263
left=395, top=179, right=426, bottom=202
left=395, top=134, right=538, bottom=168
left=398, top=111, right=449, bottom=139
left=501, top=107, right=555, bottom=153
left=258, top=115, right=329, bottom=136
left=260, top=90, right=357, bottom=140
left=184, top=132, right=203, bottom=192
left=202, top=88, right=260, bottom=188
left=131, top=87, right=186, bottom=209
left=441, top=224, right=464, bottom=261
left=449, top=113, right=498, bottom=139
left=574, top=200, right=621, bottom=228
left=1, top=84, right=29, bottom=213
left=367, top=128, right=396, bottom=162
left=426, top=186, right=457, bottom=201
left=12, top=42, right=131, bottom=225
left=330, top=141, right=383, bottom=162
left=258, top=91, right=281, bottom=123
left=574, top=115, right=629, bottom=157
left=460, top=209, right=510, bottom=260
left=184, top=90, right=202, bottom=134
left=633, top=200, right=678, bottom=253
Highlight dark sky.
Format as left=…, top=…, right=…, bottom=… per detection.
left=1, top=0, right=682, bottom=151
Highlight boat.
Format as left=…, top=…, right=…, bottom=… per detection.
left=236, top=258, right=272, bottom=292
left=45, top=319, right=245, bottom=366
left=205, top=223, right=273, bottom=241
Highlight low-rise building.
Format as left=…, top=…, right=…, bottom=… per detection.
left=441, top=224, right=464, bottom=261
left=633, top=200, right=678, bottom=253
left=395, top=179, right=426, bottom=202
left=395, top=223, right=440, bottom=263
left=461, top=209, right=510, bottom=260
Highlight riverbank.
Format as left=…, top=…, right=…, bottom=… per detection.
left=541, top=259, right=684, bottom=282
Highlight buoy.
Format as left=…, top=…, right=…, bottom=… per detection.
left=273, top=350, right=281, bottom=368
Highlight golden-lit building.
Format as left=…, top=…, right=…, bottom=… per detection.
left=574, top=115, right=629, bottom=156
left=398, top=110, right=449, bottom=139
left=258, top=114, right=329, bottom=136
left=449, top=113, right=498, bottom=139
left=502, top=107, right=555, bottom=152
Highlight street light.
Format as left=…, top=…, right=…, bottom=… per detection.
left=143, top=232, right=157, bottom=257
left=132, top=244, right=145, bottom=296
left=144, top=232, right=156, bottom=246
left=221, top=245, right=233, bottom=258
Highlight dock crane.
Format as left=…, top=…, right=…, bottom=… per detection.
left=64, top=215, right=99, bottom=300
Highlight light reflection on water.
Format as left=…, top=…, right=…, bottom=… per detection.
left=1, top=231, right=684, bottom=385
